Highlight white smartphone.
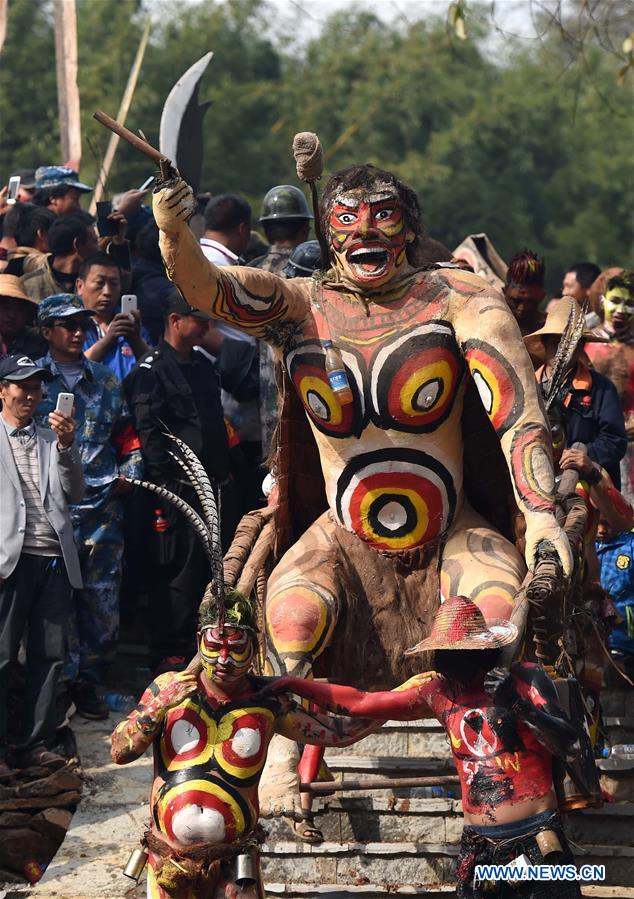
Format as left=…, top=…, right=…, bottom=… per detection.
left=7, top=176, right=20, bottom=205
left=55, top=392, right=74, bottom=417
left=138, top=175, right=154, bottom=191
left=121, top=294, right=138, bottom=315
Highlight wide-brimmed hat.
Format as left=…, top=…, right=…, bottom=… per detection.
left=405, top=595, right=517, bottom=654
left=524, top=296, right=606, bottom=361
left=0, top=274, right=38, bottom=306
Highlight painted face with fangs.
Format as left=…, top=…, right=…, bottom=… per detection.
left=327, top=185, right=415, bottom=290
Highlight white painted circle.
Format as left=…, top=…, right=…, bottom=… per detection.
left=231, top=727, right=261, bottom=759
left=376, top=501, right=408, bottom=531
left=170, top=718, right=201, bottom=755
left=171, top=805, right=226, bottom=844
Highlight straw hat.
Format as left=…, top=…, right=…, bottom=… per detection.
left=0, top=274, right=38, bottom=306
left=405, top=595, right=517, bottom=655
left=523, top=296, right=605, bottom=362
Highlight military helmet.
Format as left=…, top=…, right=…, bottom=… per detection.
left=283, top=240, right=322, bottom=278
left=259, top=185, right=313, bottom=223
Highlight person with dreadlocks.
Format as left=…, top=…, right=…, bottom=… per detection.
left=111, top=436, right=376, bottom=898
left=151, top=134, right=572, bottom=833
left=260, top=594, right=582, bottom=899
left=503, top=249, right=546, bottom=336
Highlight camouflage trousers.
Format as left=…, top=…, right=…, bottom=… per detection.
left=66, top=497, right=124, bottom=682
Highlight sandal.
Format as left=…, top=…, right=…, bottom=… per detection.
left=284, top=811, right=324, bottom=844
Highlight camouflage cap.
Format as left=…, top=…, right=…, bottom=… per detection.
left=35, top=166, right=92, bottom=193
left=37, top=293, right=94, bottom=324
left=259, top=185, right=313, bottom=223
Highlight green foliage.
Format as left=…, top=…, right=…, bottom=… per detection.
left=0, top=0, right=631, bottom=291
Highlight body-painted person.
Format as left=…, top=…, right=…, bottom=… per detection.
left=111, top=439, right=375, bottom=899
left=152, top=147, right=572, bottom=824
left=261, top=596, right=581, bottom=899
left=526, top=297, right=634, bottom=744
left=585, top=271, right=634, bottom=506
left=111, top=591, right=374, bottom=898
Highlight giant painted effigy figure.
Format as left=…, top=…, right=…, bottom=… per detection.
left=151, top=134, right=572, bottom=820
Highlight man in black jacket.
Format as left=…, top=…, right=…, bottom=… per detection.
left=125, top=290, right=242, bottom=672
left=525, top=298, right=627, bottom=487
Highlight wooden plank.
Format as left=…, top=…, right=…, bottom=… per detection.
left=89, top=18, right=151, bottom=212
left=53, top=0, right=81, bottom=167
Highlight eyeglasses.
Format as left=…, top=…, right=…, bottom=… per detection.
left=51, top=318, right=92, bottom=333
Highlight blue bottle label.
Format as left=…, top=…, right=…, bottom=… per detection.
left=328, top=370, right=350, bottom=392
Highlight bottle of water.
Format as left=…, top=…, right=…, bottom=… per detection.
left=610, top=744, right=634, bottom=759
left=105, top=692, right=136, bottom=714
left=324, top=340, right=353, bottom=405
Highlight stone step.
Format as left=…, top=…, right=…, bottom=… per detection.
left=260, top=840, right=634, bottom=888
left=324, top=755, right=456, bottom=776
left=265, top=884, right=455, bottom=896
left=265, top=796, right=634, bottom=847
left=265, top=887, right=634, bottom=898
left=325, top=722, right=451, bottom=760
left=264, top=887, right=634, bottom=898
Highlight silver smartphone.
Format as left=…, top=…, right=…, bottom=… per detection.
left=121, top=294, right=138, bottom=315
left=55, top=392, right=74, bottom=417
left=7, top=176, right=20, bottom=205
left=138, top=175, right=154, bottom=191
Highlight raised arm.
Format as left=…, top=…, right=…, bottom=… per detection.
left=268, top=672, right=437, bottom=721
left=152, top=179, right=309, bottom=340
left=449, top=271, right=572, bottom=575
left=110, top=671, right=197, bottom=764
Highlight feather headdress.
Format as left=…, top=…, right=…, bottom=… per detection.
left=126, top=432, right=226, bottom=628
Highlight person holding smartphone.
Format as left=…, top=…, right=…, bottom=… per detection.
left=76, top=252, right=150, bottom=380
left=34, top=293, right=144, bottom=720
left=0, top=354, right=84, bottom=773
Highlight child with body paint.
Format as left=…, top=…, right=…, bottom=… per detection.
left=260, top=595, right=582, bottom=899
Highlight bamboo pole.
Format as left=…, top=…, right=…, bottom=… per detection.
left=54, top=0, right=81, bottom=168
left=300, top=775, right=460, bottom=794
left=89, top=18, right=151, bottom=213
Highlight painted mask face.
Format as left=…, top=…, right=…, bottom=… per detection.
left=603, top=287, right=634, bottom=335
left=198, top=625, right=254, bottom=685
left=328, top=186, right=414, bottom=289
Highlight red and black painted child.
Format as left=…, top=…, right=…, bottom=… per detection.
left=261, top=595, right=582, bottom=899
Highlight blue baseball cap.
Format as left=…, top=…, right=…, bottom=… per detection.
left=37, top=293, right=94, bottom=324
left=35, top=166, right=92, bottom=193
left=0, top=354, right=54, bottom=382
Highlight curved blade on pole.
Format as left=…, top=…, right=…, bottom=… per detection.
left=159, top=51, right=213, bottom=194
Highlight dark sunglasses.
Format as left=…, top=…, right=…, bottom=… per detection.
left=51, top=318, right=92, bottom=333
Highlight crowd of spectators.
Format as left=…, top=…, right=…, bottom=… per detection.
left=0, top=162, right=632, bottom=774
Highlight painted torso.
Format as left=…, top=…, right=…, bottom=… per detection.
left=149, top=675, right=279, bottom=849
left=283, top=271, right=470, bottom=552
left=586, top=338, right=634, bottom=418
left=418, top=671, right=552, bottom=818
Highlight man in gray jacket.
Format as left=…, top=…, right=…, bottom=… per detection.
left=0, top=355, right=84, bottom=773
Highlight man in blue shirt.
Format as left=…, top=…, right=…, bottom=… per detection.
left=35, top=294, right=144, bottom=718
left=77, top=252, right=150, bottom=380
left=596, top=519, right=634, bottom=661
